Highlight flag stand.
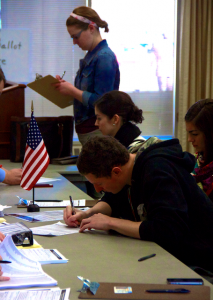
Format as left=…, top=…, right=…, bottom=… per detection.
left=27, top=187, right=40, bottom=212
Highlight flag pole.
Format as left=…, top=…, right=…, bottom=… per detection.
left=27, top=101, right=40, bottom=212
left=31, top=100, right=34, bottom=112
left=32, top=187, right=35, bottom=203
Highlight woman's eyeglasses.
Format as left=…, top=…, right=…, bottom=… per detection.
left=71, top=29, right=85, bottom=40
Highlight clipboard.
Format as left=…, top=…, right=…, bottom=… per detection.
left=27, top=75, right=74, bottom=108
left=78, top=282, right=210, bottom=300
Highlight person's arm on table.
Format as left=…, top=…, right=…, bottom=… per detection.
left=63, top=201, right=112, bottom=227
left=0, top=256, right=10, bottom=281
left=0, top=166, right=22, bottom=185
left=80, top=214, right=141, bottom=239
left=2, top=168, right=22, bottom=185
left=0, top=168, right=5, bottom=183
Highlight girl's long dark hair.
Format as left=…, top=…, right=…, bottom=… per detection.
left=95, top=91, right=144, bottom=124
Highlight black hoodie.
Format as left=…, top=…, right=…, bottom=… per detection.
left=102, top=139, right=213, bottom=271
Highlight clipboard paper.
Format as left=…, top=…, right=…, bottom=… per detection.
left=78, top=283, right=210, bottom=300
left=27, top=75, right=74, bottom=108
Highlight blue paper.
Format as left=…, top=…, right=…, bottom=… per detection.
left=16, top=196, right=28, bottom=205
left=77, top=276, right=100, bottom=295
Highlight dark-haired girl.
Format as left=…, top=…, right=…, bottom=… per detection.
left=95, top=90, right=145, bottom=148
left=185, top=99, right=213, bottom=201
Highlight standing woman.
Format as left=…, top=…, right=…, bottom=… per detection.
left=55, top=6, right=120, bottom=145
left=95, top=91, right=145, bottom=149
left=185, top=99, right=213, bottom=201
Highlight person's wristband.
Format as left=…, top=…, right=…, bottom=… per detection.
left=0, top=165, right=6, bottom=182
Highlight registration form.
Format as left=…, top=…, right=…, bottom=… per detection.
left=31, top=221, right=79, bottom=236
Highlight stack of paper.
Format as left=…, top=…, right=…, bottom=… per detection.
left=0, top=235, right=57, bottom=289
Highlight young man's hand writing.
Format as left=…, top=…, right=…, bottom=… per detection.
left=63, top=205, right=87, bottom=227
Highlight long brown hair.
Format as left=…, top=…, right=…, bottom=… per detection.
left=95, top=91, right=144, bottom=124
left=66, top=6, right=109, bottom=32
left=185, top=99, right=213, bottom=165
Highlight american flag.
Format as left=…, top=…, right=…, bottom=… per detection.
left=20, top=111, right=50, bottom=190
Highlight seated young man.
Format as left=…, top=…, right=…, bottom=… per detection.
left=64, top=136, right=213, bottom=272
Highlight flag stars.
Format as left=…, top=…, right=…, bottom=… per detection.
left=27, top=114, right=42, bottom=150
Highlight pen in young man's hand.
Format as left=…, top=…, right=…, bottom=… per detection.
left=69, top=196, right=75, bottom=215
left=0, top=261, right=12, bottom=264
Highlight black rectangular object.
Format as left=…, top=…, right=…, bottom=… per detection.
left=10, top=116, right=74, bottom=162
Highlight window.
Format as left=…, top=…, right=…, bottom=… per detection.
left=92, top=0, right=176, bottom=139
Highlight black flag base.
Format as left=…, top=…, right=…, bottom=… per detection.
left=27, top=204, right=40, bottom=212
left=27, top=187, right=40, bottom=212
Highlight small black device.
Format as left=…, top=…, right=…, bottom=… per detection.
left=0, top=222, right=33, bottom=246
left=167, top=278, right=204, bottom=285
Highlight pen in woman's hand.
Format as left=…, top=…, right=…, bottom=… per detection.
left=69, top=196, right=75, bottom=215
left=0, top=261, right=12, bottom=264
left=61, top=71, right=66, bottom=79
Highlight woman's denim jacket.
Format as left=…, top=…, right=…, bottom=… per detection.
left=74, top=40, right=120, bottom=125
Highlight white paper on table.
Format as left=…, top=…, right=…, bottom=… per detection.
left=0, top=235, right=57, bottom=289
left=0, top=205, right=12, bottom=217
left=31, top=221, right=79, bottom=236
left=0, top=287, right=70, bottom=300
left=72, top=199, right=86, bottom=207
left=0, top=205, right=12, bottom=211
left=34, top=199, right=86, bottom=208
left=19, top=248, right=68, bottom=264
left=37, top=177, right=61, bottom=183
left=34, top=200, right=70, bottom=208
left=5, top=210, right=64, bottom=222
